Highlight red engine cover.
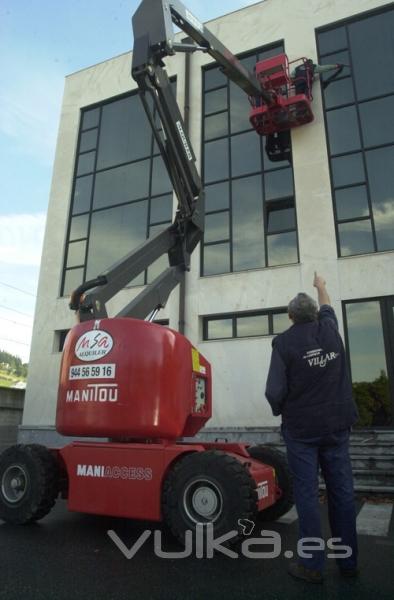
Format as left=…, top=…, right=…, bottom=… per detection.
left=56, top=318, right=212, bottom=439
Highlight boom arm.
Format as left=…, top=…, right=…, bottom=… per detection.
left=71, top=0, right=266, bottom=322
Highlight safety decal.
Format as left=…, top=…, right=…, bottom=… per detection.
left=191, top=348, right=200, bottom=372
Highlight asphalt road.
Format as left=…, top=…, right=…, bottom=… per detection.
left=0, top=497, right=393, bottom=600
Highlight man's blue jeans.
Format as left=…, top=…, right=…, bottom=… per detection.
left=282, top=427, right=358, bottom=573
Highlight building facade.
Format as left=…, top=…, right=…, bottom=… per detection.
left=21, top=0, right=394, bottom=445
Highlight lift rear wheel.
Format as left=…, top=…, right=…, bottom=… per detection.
left=162, top=450, right=257, bottom=544
left=248, top=445, right=293, bottom=521
left=0, top=444, right=59, bottom=524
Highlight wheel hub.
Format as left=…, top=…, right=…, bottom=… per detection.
left=191, top=486, right=219, bottom=517
left=183, top=479, right=223, bottom=523
left=1, top=465, right=28, bottom=503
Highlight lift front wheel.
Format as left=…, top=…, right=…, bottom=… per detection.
left=162, top=450, right=257, bottom=543
left=0, top=444, right=59, bottom=524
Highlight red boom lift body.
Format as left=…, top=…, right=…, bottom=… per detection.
left=0, top=0, right=303, bottom=538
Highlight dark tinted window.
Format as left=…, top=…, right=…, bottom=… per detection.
left=97, top=95, right=151, bottom=169
left=62, top=86, right=175, bottom=296
left=72, top=175, right=93, bottom=214
left=232, top=176, right=265, bottom=270
left=344, top=298, right=393, bottom=426
left=204, top=308, right=288, bottom=340
left=202, top=45, right=298, bottom=276
left=86, top=202, right=148, bottom=280
left=318, top=6, right=394, bottom=257
left=204, top=139, right=229, bottom=183
left=93, top=161, right=150, bottom=209
left=348, top=11, right=394, bottom=101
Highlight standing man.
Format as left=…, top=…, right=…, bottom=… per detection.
left=265, top=273, right=359, bottom=583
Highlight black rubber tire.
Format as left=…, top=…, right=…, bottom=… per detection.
left=162, top=450, right=257, bottom=544
left=0, top=444, right=59, bottom=524
left=248, top=445, right=294, bottom=521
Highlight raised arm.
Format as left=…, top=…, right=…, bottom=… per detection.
left=313, top=271, right=331, bottom=306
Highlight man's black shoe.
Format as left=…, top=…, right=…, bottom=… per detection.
left=288, top=561, right=323, bottom=584
left=339, top=567, right=359, bottom=578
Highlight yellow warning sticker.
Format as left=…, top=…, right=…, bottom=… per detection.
left=191, top=348, right=200, bottom=372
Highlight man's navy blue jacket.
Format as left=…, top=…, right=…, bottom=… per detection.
left=265, top=305, right=358, bottom=439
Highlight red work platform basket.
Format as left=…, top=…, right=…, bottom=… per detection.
left=250, top=53, right=314, bottom=136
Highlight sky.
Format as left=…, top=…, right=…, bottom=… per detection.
left=0, top=0, right=261, bottom=364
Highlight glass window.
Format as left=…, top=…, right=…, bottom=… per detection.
left=323, top=78, right=354, bottom=109
left=326, top=106, right=361, bottom=155
left=66, top=240, right=86, bottom=268
left=205, top=182, right=229, bottom=212
left=63, top=268, right=84, bottom=296
left=318, top=9, right=394, bottom=260
left=359, top=96, right=394, bottom=148
left=320, top=52, right=351, bottom=81
left=230, top=82, right=252, bottom=134
left=69, top=214, right=89, bottom=241
left=267, top=207, right=296, bottom=233
left=203, top=308, right=291, bottom=340
left=80, top=129, right=98, bottom=153
left=82, top=108, right=100, bottom=130
left=77, top=151, right=95, bottom=176
left=232, top=176, right=265, bottom=271
left=231, top=132, right=261, bottom=177
left=151, top=156, right=172, bottom=196
left=204, top=112, right=228, bottom=140
left=63, top=88, right=179, bottom=296
left=204, top=139, right=229, bottom=183
left=204, top=68, right=227, bottom=91
left=72, top=176, right=93, bottom=214
left=331, top=153, right=365, bottom=188
left=338, top=220, right=374, bottom=256
left=345, top=300, right=392, bottom=426
left=93, top=161, right=150, bottom=209
left=366, top=146, right=394, bottom=252
left=335, top=186, right=369, bottom=221
left=273, top=312, right=290, bottom=334
left=318, top=26, right=347, bottom=55
left=268, top=232, right=298, bottom=266
left=240, top=54, right=259, bottom=71
left=265, top=168, right=293, bottom=201
left=204, top=88, right=227, bottom=114
left=150, top=194, right=173, bottom=224
left=204, top=212, right=229, bottom=244
left=202, top=44, right=297, bottom=276
left=207, top=319, right=233, bottom=339
left=348, top=11, right=394, bottom=101
left=236, top=314, right=269, bottom=337
left=97, top=95, right=151, bottom=169
left=203, top=243, right=230, bottom=276
left=86, top=201, right=148, bottom=280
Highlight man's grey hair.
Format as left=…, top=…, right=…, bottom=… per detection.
left=288, top=293, right=318, bottom=323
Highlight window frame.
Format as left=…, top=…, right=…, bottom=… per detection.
left=316, top=4, right=394, bottom=259
left=202, top=308, right=289, bottom=341
left=201, top=43, right=299, bottom=277
left=61, top=86, right=176, bottom=297
left=342, top=295, right=394, bottom=428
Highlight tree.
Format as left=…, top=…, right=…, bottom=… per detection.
left=353, top=371, right=391, bottom=427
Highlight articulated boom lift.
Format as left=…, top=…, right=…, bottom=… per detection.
left=0, top=0, right=295, bottom=540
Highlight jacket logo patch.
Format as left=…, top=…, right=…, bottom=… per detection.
left=303, top=348, right=339, bottom=368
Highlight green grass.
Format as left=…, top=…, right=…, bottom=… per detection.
left=0, top=369, right=25, bottom=388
